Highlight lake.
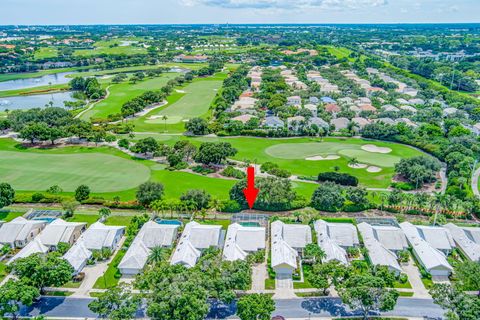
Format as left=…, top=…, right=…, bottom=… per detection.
left=0, top=72, right=74, bottom=91
left=0, top=92, right=77, bottom=111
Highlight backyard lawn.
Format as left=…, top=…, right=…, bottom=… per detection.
left=67, top=214, right=99, bottom=226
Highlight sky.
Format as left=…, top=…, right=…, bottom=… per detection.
left=1, top=0, right=479, bottom=25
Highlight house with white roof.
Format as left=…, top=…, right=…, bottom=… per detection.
left=10, top=219, right=86, bottom=262
left=304, top=104, right=318, bottom=117
left=357, top=223, right=408, bottom=274
left=313, top=220, right=359, bottom=265
left=270, top=221, right=311, bottom=276
left=223, top=223, right=265, bottom=262
left=171, top=221, right=223, bottom=268
left=63, top=242, right=92, bottom=274
left=63, top=222, right=125, bottom=273
left=411, top=224, right=456, bottom=255
left=119, top=221, right=179, bottom=275
left=0, top=217, right=46, bottom=248
left=263, top=116, right=284, bottom=129
left=444, top=223, right=480, bottom=262
left=400, top=222, right=453, bottom=277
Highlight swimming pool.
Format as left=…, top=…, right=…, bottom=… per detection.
left=156, top=219, right=182, bottom=226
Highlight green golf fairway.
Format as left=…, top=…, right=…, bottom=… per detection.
left=0, top=151, right=150, bottom=192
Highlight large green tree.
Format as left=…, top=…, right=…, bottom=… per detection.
left=9, top=253, right=73, bottom=293
left=311, top=182, right=345, bottom=211
left=88, top=284, right=140, bottom=320
left=236, top=293, right=275, bottom=320
left=230, top=176, right=297, bottom=211
left=194, top=142, right=237, bottom=165
left=136, top=182, right=164, bottom=207
left=430, top=283, right=480, bottom=320
left=0, top=182, right=15, bottom=209
left=338, top=274, right=399, bottom=320
left=0, top=279, right=39, bottom=320
left=455, top=261, right=480, bottom=293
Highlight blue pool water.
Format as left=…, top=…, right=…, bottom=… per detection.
left=156, top=219, right=182, bottom=226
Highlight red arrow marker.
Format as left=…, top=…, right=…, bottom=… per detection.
left=243, top=166, right=259, bottom=209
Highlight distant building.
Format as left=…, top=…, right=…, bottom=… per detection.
left=173, top=54, right=208, bottom=63
left=263, top=116, right=285, bottom=129
left=330, top=117, right=350, bottom=131
left=287, top=96, right=302, bottom=106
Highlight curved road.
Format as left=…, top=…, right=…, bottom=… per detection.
left=20, top=296, right=444, bottom=319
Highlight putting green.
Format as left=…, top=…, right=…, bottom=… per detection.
left=0, top=151, right=150, bottom=192
left=265, top=142, right=400, bottom=167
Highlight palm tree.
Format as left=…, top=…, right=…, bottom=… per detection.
left=148, top=246, right=166, bottom=265
left=379, top=192, right=388, bottom=211
left=209, top=198, right=221, bottom=221
left=347, top=121, right=358, bottom=135
left=348, top=157, right=359, bottom=167
left=162, top=115, right=168, bottom=132
left=98, top=207, right=111, bottom=222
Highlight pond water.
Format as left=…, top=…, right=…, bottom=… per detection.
left=0, top=72, right=74, bottom=91
left=0, top=91, right=77, bottom=111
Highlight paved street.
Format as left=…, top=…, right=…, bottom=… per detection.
left=20, top=296, right=444, bottom=319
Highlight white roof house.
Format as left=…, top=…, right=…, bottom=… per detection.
left=271, top=221, right=304, bottom=275
left=357, top=223, right=406, bottom=274
left=315, top=220, right=359, bottom=247
left=0, top=217, right=46, bottom=248
left=400, top=222, right=453, bottom=277
left=271, top=221, right=312, bottom=250
left=63, top=222, right=125, bottom=274
left=171, top=221, right=223, bottom=268
left=413, top=225, right=456, bottom=255
left=461, top=226, right=480, bottom=244
left=9, top=238, right=49, bottom=264
left=223, top=223, right=265, bottom=262
left=119, top=221, right=180, bottom=275
left=444, top=223, right=480, bottom=262
left=79, top=222, right=125, bottom=251
left=314, top=220, right=359, bottom=264
left=36, top=219, right=86, bottom=248
left=63, top=242, right=92, bottom=274
left=10, top=219, right=86, bottom=262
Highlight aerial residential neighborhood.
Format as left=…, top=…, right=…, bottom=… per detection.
left=0, top=1, right=480, bottom=320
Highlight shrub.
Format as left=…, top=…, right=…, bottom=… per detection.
left=317, top=172, right=358, bottom=186
left=46, top=185, right=63, bottom=194
left=31, top=193, right=45, bottom=202
left=218, top=199, right=241, bottom=213
left=391, top=182, right=416, bottom=191
left=221, top=166, right=246, bottom=179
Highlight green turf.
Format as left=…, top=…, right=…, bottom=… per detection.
left=265, top=142, right=401, bottom=167
left=67, top=214, right=99, bottom=227
left=93, top=249, right=126, bottom=289
left=34, top=47, right=58, bottom=60
left=0, top=262, right=8, bottom=282
left=104, top=215, right=134, bottom=226
left=0, top=210, right=24, bottom=222
left=0, top=150, right=150, bottom=192
left=80, top=73, right=178, bottom=120
left=74, top=40, right=148, bottom=57
left=132, top=73, right=226, bottom=133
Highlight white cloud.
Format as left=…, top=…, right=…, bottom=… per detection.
left=181, top=0, right=388, bottom=10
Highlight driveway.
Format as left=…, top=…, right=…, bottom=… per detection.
left=401, top=259, right=430, bottom=298
left=274, top=274, right=297, bottom=299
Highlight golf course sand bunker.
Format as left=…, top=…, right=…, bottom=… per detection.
left=305, top=155, right=340, bottom=161
left=348, top=163, right=368, bottom=169
left=361, top=144, right=392, bottom=154
left=367, top=166, right=382, bottom=173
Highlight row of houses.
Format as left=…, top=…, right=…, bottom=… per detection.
left=0, top=217, right=125, bottom=275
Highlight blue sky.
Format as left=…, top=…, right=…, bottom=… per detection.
left=1, top=0, right=479, bottom=24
